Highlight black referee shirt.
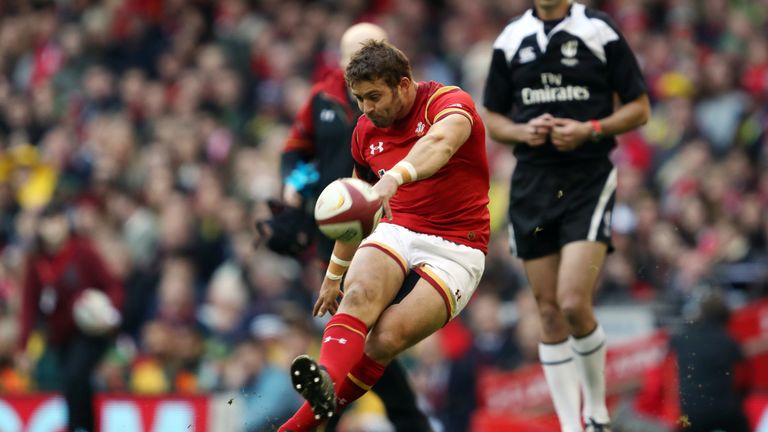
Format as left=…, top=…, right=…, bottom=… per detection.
left=484, top=2, right=646, bottom=165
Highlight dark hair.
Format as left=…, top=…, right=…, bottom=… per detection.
left=345, top=40, right=413, bottom=88
left=696, top=290, right=730, bottom=325
left=39, top=200, right=69, bottom=218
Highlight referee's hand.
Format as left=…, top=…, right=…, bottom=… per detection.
left=551, top=118, right=592, bottom=151
left=525, top=114, right=554, bottom=146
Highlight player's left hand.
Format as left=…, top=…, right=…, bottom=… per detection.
left=372, top=174, right=399, bottom=220
left=315, top=278, right=343, bottom=317
left=550, top=118, right=592, bottom=151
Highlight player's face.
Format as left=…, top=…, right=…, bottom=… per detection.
left=39, top=214, right=69, bottom=249
left=350, top=78, right=408, bottom=128
left=535, top=0, right=569, bottom=10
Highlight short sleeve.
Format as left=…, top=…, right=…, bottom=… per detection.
left=483, top=48, right=517, bottom=114
left=425, top=87, right=476, bottom=126
left=602, top=18, right=647, bottom=103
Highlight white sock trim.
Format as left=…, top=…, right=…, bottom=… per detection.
left=571, top=325, right=610, bottom=424
left=539, top=340, right=573, bottom=364
left=572, top=325, right=606, bottom=356
left=539, top=341, right=582, bottom=432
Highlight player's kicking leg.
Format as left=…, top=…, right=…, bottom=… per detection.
left=278, top=246, right=406, bottom=431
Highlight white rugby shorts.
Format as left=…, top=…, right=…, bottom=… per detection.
left=359, top=223, right=485, bottom=322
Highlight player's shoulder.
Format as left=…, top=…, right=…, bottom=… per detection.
left=352, top=114, right=373, bottom=140
left=425, top=81, right=473, bottom=103
left=493, top=9, right=538, bottom=48
left=580, top=4, right=619, bottom=28
left=423, top=82, right=477, bottom=116
left=571, top=3, right=622, bottom=39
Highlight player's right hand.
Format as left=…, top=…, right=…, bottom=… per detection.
left=525, top=114, right=554, bottom=146
left=372, top=174, right=398, bottom=220
left=314, top=278, right=343, bottom=317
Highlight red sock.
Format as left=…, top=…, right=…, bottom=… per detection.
left=278, top=314, right=368, bottom=432
left=336, top=354, right=387, bottom=410
left=318, top=313, right=368, bottom=386
left=278, top=402, right=321, bottom=432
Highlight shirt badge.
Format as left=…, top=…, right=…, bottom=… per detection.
left=561, top=40, right=579, bottom=66
left=415, top=121, right=426, bottom=137
left=519, top=46, right=537, bottom=63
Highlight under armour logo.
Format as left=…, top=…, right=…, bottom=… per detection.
left=455, top=289, right=462, bottom=302
left=370, top=141, right=384, bottom=155
left=324, top=336, right=348, bottom=345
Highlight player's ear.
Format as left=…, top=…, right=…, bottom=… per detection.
left=398, top=76, right=410, bottom=92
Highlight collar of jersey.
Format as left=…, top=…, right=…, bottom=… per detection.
left=528, top=2, right=577, bottom=52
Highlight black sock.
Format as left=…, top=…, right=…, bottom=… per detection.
left=372, top=359, right=432, bottom=432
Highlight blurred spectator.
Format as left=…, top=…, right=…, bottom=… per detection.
left=670, top=288, right=751, bottom=432
left=16, top=201, right=123, bottom=432
left=221, top=337, right=302, bottom=432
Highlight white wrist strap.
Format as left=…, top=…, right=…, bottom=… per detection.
left=325, top=271, right=344, bottom=281
left=385, top=161, right=418, bottom=186
left=330, top=254, right=351, bottom=268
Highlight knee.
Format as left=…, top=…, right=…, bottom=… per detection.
left=559, top=293, right=592, bottom=328
left=341, top=277, right=379, bottom=310
left=365, top=328, right=406, bottom=364
left=534, top=300, right=564, bottom=333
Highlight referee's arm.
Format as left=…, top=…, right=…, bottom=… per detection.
left=485, top=110, right=552, bottom=146
left=595, top=93, right=650, bottom=137
left=483, top=49, right=552, bottom=146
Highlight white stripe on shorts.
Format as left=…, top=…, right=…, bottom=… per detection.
left=507, top=222, right=518, bottom=256
left=587, top=167, right=617, bottom=241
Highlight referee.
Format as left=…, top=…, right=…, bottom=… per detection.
left=483, top=1, right=649, bottom=431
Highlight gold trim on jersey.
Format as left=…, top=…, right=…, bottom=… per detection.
left=434, top=107, right=473, bottom=125
left=424, top=85, right=460, bottom=126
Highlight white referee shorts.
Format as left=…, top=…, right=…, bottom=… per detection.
left=359, top=223, right=485, bottom=323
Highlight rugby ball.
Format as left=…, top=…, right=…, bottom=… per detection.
left=73, top=288, right=121, bottom=335
left=314, top=178, right=383, bottom=242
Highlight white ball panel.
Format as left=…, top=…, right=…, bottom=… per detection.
left=314, top=180, right=353, bottom=221
left=317, top=221, right=364, bottom=243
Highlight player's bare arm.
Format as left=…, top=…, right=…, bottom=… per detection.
left=485, top=111, right=553, bottom=146
left=550, top=94, right=650, bottom=151
left=373, top=113, right=472, bottom=218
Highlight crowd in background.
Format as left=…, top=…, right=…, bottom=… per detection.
left=0, top=0, right=767, bottom=430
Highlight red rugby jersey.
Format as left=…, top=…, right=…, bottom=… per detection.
left=352, top=81, right=490, bottom=253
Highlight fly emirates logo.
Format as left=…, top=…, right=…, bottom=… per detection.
left=521, top=73, right=590, bottom=105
